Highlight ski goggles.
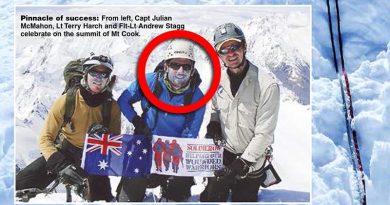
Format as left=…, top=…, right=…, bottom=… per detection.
left=168, top=62, right=193, bottom=72
left=88, top=70, right=110, bottom=79
left=83, top=55, right=113, bottom=71
left=218, top=43, right=242, bottom=55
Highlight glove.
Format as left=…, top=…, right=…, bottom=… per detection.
left=214, top=158, right=252, bottom=184
left=87, top=123, right=108, bottom=135
left=59, top=164, right=88, bottom=186
left=46, top=151, right=72, bottom=175
left=132, top=115, right=152, bottom=140
left=59, top=164, right=89, bottom=199
left=46, top=152, right=89, bottom=199
left=205, top=121, right=225, bottom=147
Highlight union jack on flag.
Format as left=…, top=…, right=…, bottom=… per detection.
left=81, top=133, right=152, bottom=177
left=86, top=133, right=123, bottom=156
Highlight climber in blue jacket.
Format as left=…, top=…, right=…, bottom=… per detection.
left=116, top=39, right=206, bottom=202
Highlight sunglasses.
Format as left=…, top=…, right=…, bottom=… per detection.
left=88, top=70, right=110, bottom=79
left=168, top=62, right=193, bottom=71
left=218, top=43, right=242, bottom=55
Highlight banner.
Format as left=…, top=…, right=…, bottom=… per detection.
left=151, top=136, right=223, bottom=177
left=81, top=134, right=223, bottom=177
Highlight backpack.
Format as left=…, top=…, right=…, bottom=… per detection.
left=62, top=58, right=114, bottom=130
left=143, top=60, right=202, bottom=131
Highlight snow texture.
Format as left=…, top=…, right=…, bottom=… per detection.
left=0, top=0, right=389, bottom=204
left=0, top=0, right=15, bottom=204
left=312, top=1, right=390, bottom=204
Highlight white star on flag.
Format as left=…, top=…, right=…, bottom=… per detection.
left=127, top=151, right=132, bottom=156
left=139, top=156, right=142, bottom=160
left=142, top=149, right=148, bottom=154
left=98, top=160, right=108, bottom=170
left=136, top=140, right=141, bottom=145
left=134, top=168, right=139, bottom=173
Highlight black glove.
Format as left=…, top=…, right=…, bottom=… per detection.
left=59, top=164, right=89, bottom=199
left=214, top=158, right=252, bottom=184
left=132, top=115, right=152, bottom=139
left=59, top=164, right=88, bottom=186
left=46, top=151, right=72, bottom=175
left=205, top=121, right=225, bottom=147
left=87, top=123, right=108, bottom=135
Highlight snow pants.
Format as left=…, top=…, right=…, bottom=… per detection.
left=200, top=149, right=265, bottom=202
left=117, top=174, right=194, bottom=202
left=16, top=139, right=114, bottom=202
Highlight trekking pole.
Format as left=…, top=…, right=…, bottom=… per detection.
left=45, top=178, right=61, bottom=196
left=16, top=178, right=61, bottom=202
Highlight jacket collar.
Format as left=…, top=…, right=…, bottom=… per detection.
left=220, top=60, right=258, bottom=99
left=159, top=74, right=193, bottom=96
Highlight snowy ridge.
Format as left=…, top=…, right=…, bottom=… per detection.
left=244, top=14, right=310, bottom=105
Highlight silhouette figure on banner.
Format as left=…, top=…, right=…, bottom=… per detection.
left=163, top=140, right=172, bottom=171
left=152, top=138, right=164, bottom=172
left=169, top=139, right=183, bottom=173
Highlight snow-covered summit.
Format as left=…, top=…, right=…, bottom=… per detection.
left=244, top=14, right=310, bottom=105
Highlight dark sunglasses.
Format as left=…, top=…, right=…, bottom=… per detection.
left=88, top=70, right=110, bottom=78
left=168, top=62, right=193, bottom=71
left=218, top=43, right=242, bottom=55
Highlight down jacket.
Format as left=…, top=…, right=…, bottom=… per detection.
left=39, top=90, right=121, bottom=160
left=118, top=72, right=206, bottom=138
left=210, top=61, right=280, bottom=172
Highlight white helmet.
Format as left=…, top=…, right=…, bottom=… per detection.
left=165, top=39, right=195, bottom=61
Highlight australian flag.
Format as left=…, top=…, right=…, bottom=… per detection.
left=81, top=133, right=152, bottom=177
